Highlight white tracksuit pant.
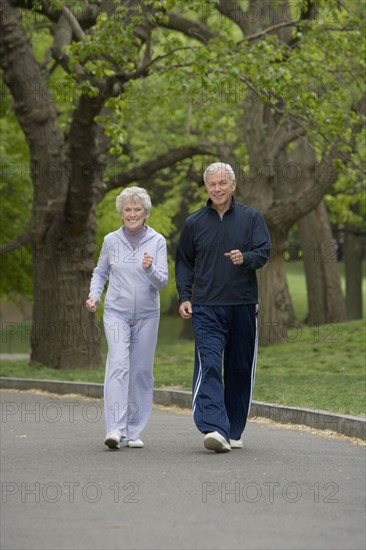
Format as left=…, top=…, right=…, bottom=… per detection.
left=103, top=310, right=160, bottom=440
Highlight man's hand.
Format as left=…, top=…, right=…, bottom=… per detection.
left=224, top=249, right=244, bottom=265
left=179, top=300, right=193, bottom=319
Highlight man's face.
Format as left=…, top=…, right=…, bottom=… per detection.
left=205, top=169, right=236, bottom=209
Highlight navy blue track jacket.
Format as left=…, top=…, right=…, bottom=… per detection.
left=175, top=198, right=271, bottom=305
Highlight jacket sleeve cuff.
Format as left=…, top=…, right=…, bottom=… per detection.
left=179, top=295, right=192, bottom=304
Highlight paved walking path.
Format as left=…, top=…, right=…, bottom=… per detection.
left=1, top=390, right=365, bottom=550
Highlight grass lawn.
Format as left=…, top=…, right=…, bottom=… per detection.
left=1, top=262, right=365, bottom=416
left=156, top=316, right=366, bottom=417
left=286, top=260, right=366, bottom=321
left=1, top=316, right=365, bottom=417
left=283, top=262, right=308, bottom=321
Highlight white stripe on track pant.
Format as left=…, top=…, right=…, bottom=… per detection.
left=103, top=311, right=160, bottom=440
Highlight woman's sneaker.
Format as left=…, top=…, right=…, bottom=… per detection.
left=104, top=431, right=121, bottom=449
left=127, top=439, right=144, bottom=448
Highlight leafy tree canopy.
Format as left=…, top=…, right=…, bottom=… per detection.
left=1, top=0, right=365, bottom=305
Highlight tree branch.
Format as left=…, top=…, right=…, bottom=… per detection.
left=265, top=165, right=338, bottom=229
left=133, top=45, right=199, bottom=76
left=51, top=13, right=74, bottom=64
left=64, top=91, right=106, bottom=233
left=13, top=0, right=100, bottom=29
left=0, top=233, right=30, bottom=255
left=60, top=5, right=85, bottom=41
left=217, top=0, right=250, bottom=36
left=264, top=120, right=307, bottom=160
left=104, top=143, right=216, bottom=194
left=238, top=21, right=299, bottom=44
left=0, top=0, right=70, bottom=243
left=160, top=12, right=217, bottom=44
left=136, top=24, right=153, bottom=73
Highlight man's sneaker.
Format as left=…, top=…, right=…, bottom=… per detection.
left=204, top=431, right=231, bottom=453
left=127, top=439, right=144, bottom=448
left=230, top=439, right=243, bottom=449
left=104, top=431, right=121, bottom=449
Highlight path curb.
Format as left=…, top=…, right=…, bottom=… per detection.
left=1, top=377, right=364, bottom=439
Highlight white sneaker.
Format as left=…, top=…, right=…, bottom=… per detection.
left=127, top=439, right=144, bottom=448
left=104, top=431, right=121, bottom=449
left=230, top=439, right=243, bottom=449
left=204, top=431, right=231, bottom=453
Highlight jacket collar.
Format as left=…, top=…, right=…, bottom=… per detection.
left=206, top=196, right=236, bottom=212
left=114, top=225, right=157, bottom=246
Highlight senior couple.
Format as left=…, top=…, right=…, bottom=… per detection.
left=86, top=162, right=271, bottom=453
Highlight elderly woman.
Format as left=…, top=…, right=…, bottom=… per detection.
left=86, top=187, right=168, bottom=450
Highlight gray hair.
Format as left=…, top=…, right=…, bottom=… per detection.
left=115, top=186, right=151, bottom=218
left=203, top=162, right=236, bottom=183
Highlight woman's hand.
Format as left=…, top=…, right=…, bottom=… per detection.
left=142, top=252, right=154, bottom=270
left=85, top=297, right=98, bottom=313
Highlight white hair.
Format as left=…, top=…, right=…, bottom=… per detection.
left=203, top=162, right=236, bottom=183
left=116, top=186, right=151, bottom=218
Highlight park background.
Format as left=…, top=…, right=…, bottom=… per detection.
left=1, top=0, right=365, bottom=418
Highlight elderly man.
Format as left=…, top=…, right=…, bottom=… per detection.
left=175, top=162, right=271, bottom=453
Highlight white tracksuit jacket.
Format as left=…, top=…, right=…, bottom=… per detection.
left=89, top=226, right=168, bottom=318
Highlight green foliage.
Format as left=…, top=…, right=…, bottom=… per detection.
left=2, top=0, right=365, bottom=309
left=70, top=12, right=132, bottom=69
left=97, top=0, right=365, bottom=173
left=0, top=104, right=33, bottom=301
left=325, top=133, right=366, bottom=228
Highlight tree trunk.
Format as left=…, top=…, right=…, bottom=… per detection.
left=344, top=229, right=364, bottom=320
left=31, top=233, right=102, bottom=369
left=298, top=201, right=346, bottom=325
left=0, top=0, right=103, bottom=369
left=218, top=138, right=297, bottom=345
left=257, top=231, right=296, bottom=344
left=221, top=2, right=346, bottom=341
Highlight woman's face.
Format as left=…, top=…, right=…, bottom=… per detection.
left=121, top=200, right=146, bottom=232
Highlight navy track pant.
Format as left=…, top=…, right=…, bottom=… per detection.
left=192, top=304, right=258, bottom=442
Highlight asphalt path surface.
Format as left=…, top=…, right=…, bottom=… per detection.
left=1, top=390, right=365, bottom=550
